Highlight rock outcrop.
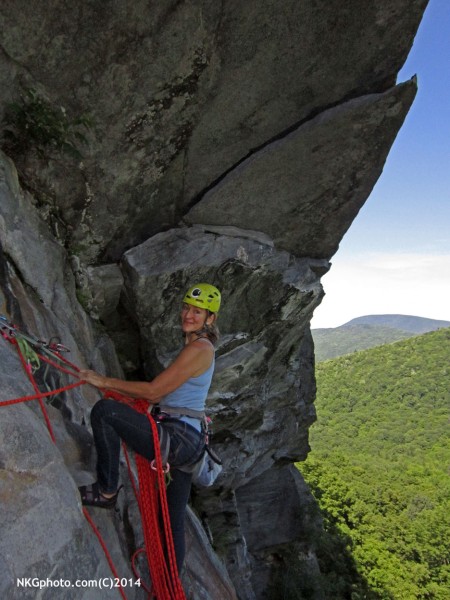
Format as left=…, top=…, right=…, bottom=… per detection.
left=0, top=0, right=427, bottom=263
left=0, top=1, right=428, bottom=598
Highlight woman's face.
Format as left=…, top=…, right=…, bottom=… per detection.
left=181, top=302, right=213, bottom=334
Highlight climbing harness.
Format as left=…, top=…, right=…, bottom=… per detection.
left=148, top=405, right=223, bottom=487
left=0, top=316, right=189, bottom=600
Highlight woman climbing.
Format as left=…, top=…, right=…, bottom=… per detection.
left=78, top=283, right=221, bottom=573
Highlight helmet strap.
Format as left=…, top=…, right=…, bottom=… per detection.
left=188, top=312, right=215, bottom=341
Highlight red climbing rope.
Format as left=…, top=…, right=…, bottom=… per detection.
left=82, top=507, right=128, bottom=600
left=1, top=322, right=187, bottom=600
left=15, top=338, right=56, bottom=442
left=0, top=336, right=85, bottom=441
left=39, top=351, right=81, bottom=378
left=105, top=392, right=187, bottom=599
left=0, top=380, right=85, bottom=407
left=0, top=327, right=128, bottom=599
left=136, top=407, right=186, bottom=600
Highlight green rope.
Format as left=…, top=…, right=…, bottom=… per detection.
left=16, top=337, right=41, bottom=373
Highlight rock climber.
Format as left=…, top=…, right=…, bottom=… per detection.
left=78, top=282, right=221, bottom=572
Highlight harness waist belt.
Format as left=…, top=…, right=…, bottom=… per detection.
left=153, top=405, right=206, bottom=420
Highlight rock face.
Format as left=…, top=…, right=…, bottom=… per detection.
left=0, top=1, right=428, bottom=598
left=0, top=153, right=136, bottom=598
left=0, top=152, right=236, bottom=600
left=121, top=226, right=326, bottom=487
left=185, top=83, right=417, bottom=258
left=0, top=346, right=133, bottom=600
left=0, top=0, right=427, bottom=262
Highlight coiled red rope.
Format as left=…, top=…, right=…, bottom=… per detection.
left=105, top=392, right=187, bottom=600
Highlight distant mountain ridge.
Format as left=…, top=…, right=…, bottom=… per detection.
left=342, top=314, right=450, bottom=333
left=312, top=314, right=450, bottom=362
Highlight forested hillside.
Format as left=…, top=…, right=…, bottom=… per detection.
left=312, top=323, right=413, bottom=362
left=298, top=328, right=450, bottom=599
left=312, top=314, right=450, bottom=362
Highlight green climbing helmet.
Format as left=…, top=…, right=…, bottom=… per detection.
left=183, top=283, right=221, bottom=313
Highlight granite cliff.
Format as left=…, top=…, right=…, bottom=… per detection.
left=0, top=1, right=428, bottom=598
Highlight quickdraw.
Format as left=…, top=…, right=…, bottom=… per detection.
left=1, top=315, right=84, bottom=442
left=1, top=315, right=76, bottom=369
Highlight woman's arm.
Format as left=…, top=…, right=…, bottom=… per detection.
left=80, top=339, right=213, bottom=403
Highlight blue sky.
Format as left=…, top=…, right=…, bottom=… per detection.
left=312, top=0, right=450, bottom=328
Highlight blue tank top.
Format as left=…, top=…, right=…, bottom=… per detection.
left=159, top=357, right=215, bottom=431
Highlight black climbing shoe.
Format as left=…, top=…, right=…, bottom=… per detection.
left=79, top=482, right=122, bottom=509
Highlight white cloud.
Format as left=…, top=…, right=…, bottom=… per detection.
left=311, top=252, right=450, bottom=328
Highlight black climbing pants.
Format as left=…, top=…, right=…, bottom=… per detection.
left=90, top=398, right=204, bottom=572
